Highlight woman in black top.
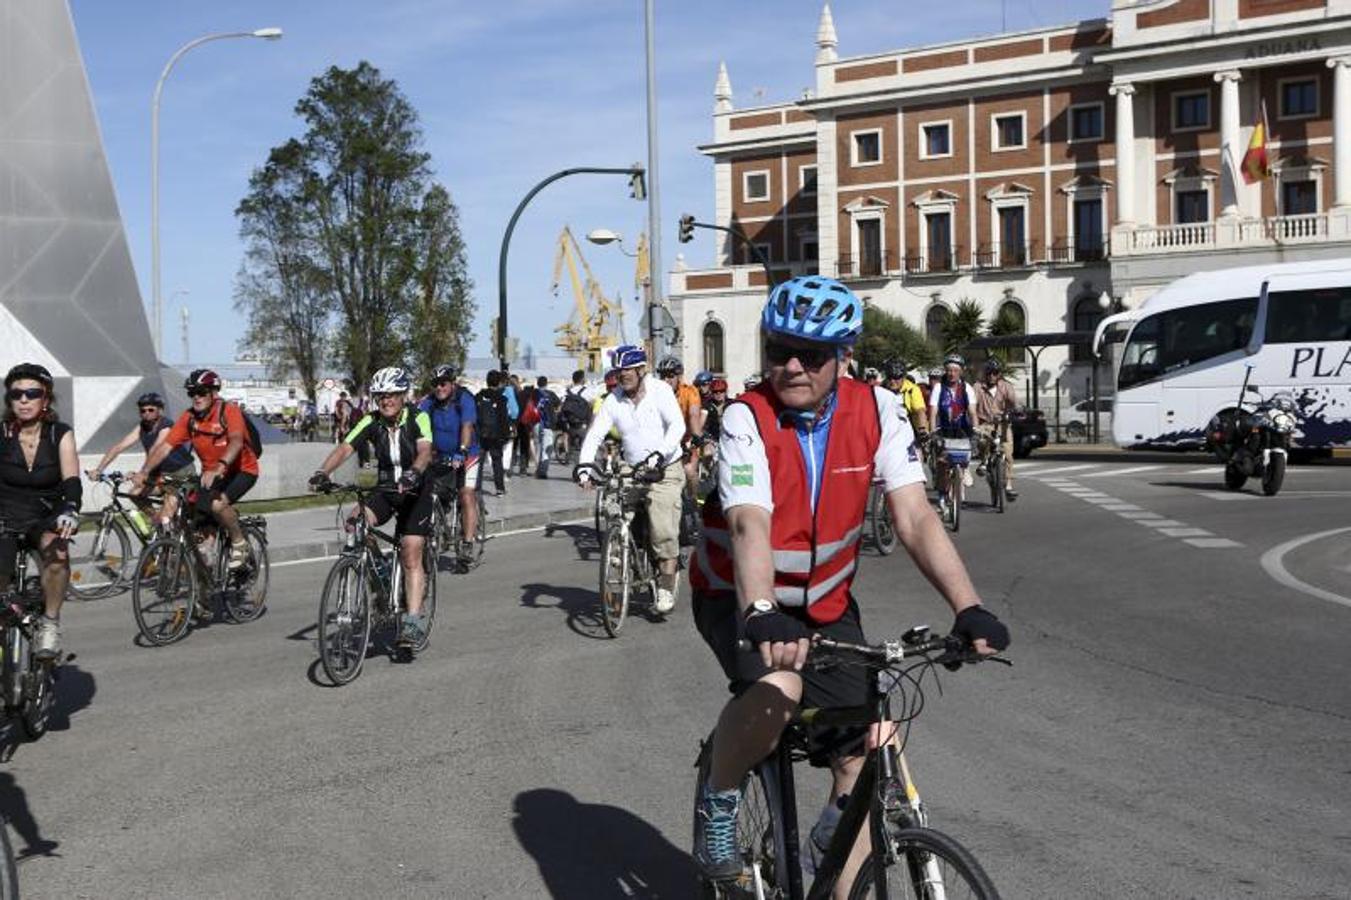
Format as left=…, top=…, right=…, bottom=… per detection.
left=0, top=363, right=81, bottom=661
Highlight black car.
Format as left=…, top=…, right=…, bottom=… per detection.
left=1011, top=408, right=1047, bottom=458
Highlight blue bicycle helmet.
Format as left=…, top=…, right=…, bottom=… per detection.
left=761, top=276, right=863, bottom=345
left=613, top=345, right=648, bottom=370
left=693, top=370, right=714, bottom=387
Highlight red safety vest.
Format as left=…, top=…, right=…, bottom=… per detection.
left=691, top=378, right=881, bottom=625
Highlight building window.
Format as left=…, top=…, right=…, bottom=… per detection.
left=702, top=321, right=725, bottom=373
left=800, top=238, right=819, bottom=264
left=925, top=304, right=951, bottom=345
left=1176, top=189, right=1209, bottom=224
left=1069, top=103, right=1104, bottom=142
left=1070, top=296, right=1104, bottom=363
left=998, top=206, right=1027, bottom=266
left=799, top=165, right=818, bottom=196
left=857, top=219, right=883, bottom=276
left=919, top=121, right=952, bottom=159
left=1073, top=197, right=1104, bottom=261
left=742, top=170, right=770, bottom=202
left=1172, top=91, right=1211, bottom=131
left=925, top=212, right=953, bottom=271
left=1279, top=78, right=1318, bottom=120
left=744, top=242, right=773, bottom=265
left=852, top=130, right=882, bottom=166
left=992, top=112, right=1026, bottom=151
left=1280, top=179, right=1317, bottom=216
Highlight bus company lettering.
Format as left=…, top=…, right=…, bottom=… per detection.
left=1245, top=37, right=1321, bottom=60
left=1290, top=346, right=1351, bottom=379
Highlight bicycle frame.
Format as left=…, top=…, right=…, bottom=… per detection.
left=342, top=492, right=407, bottom=619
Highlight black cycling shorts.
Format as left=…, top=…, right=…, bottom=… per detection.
left=365, top=485, right=433, bottom=537
left=196, top=470, right=257, bottom=517
left=693, top=591, right=869, bottom=767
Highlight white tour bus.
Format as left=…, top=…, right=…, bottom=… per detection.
left=1094, top=259, right=1351, bottom=451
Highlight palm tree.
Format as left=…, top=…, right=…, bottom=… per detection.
left=856, top=306, right=941, bottom=373
left=941, top=299, right=985, bottom=356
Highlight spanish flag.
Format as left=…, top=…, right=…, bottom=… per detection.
left=1241, top=101, right=1270, bottom=185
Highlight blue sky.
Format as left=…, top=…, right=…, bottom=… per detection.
left=72, top=0, right=1109, bottom=367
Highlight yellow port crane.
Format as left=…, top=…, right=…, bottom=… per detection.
left=552, top=226, right=627, bottom=372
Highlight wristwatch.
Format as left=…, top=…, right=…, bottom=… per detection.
left=743, top=598, right=777, bottom=620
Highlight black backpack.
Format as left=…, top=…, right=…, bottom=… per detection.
left=475, top=387, right=511, bottom=444
left=560, top=388, right=592, bottom=431
left=189, top=400, right=264, bottom=457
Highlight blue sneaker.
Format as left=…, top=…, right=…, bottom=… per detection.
left=694, top=785, right=742, bottom=881
left=398, top=613, right=426, bottom=648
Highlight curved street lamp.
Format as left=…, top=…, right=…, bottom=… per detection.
left=151, top=27, right=283, bottom=360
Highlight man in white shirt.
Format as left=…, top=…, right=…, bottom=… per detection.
left=577, top=345, right=686, bottom=614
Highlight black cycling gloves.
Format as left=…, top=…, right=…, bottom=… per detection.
left=308, top=471, right=331, bottom=491
left=743, top=608, right=811, bottom=647
left=398, top=469, right=422, bottom=492
left=951, top=605, right=1010, bottom=652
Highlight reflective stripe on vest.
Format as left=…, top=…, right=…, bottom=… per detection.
left=690, top=379, right=881, bottom=625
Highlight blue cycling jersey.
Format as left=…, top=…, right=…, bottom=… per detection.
left=783, top=391, right=836, bottom=514
left=417, top=389, right=479, bottom=460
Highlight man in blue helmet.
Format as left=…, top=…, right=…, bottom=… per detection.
left=690, top=276, right=1010, bottom=891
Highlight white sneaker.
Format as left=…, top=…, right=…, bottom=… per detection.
left=34, top=616, right=61, bottom=661
left=962, top=468, right=974, bottom=488
left=654, top=587, right=676, bottom=614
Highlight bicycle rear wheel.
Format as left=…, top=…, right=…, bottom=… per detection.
left=989, top=456, right=1006, bottom=514
left=847, top=826, right=999, bottom=899
left=948, top=474, right=962, bottom=533
left=223, top=525, right=269, bottom=623
left=692, top=735, right=789, bottom=898
left=131, top=539, right=196, bottom=645
left=317, top=556, right=373, bottom=685
left=598, top=523, right=630, bottom=637
left=68, top=515, right=133, bottom=600
left=18, top=658, right=55, bottom=741
left=872, top=485, right=896, bottom=555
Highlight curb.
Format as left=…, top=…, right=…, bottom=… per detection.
left=265, top=504, right=594, bottom=564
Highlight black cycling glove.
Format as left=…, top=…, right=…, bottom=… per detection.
left=743, top=608, right=812, bottom=648
left=398, top=469, right=422, bottom=492
left=951, top=605, right=1010, bottom=652
left=308, top=471, right=331, bottom=492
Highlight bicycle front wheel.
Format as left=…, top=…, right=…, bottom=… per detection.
left=598, top=523, right=630, bottom=637
left=872, top=486, right=896, bottom=555
left=414, top=544, right=437, bottom=653
left=848, top=826, right=999, bottom=900
left=69, top=515, right=133, bottom=599
left=317, top=556, right=373, bottom=685
left=990, top=456, right=1006, bottom=514
left=131, top=539, right=196, bottom=646
left=223, top=525, right=269, bottom=623
left=948, top=474, right=962, bottom=533
left=18, top=658, right=55, bottom=741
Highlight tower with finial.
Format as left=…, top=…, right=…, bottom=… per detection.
left=816, top=4, right=838, bottom=65
left=714, top=61, right=733, bottom=114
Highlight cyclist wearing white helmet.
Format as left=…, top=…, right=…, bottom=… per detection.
left=690, top=277, right=1008, bottom=887
left=928, top=354, right=977, bottom=508
left=576, top=345, right=686, bottom=614
left=309, top=366, right=436, bottom=649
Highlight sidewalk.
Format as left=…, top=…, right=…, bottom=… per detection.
left=262, top=466, right=592, bottom=563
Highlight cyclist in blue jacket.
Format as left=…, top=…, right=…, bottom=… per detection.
left=417, top=365, right=480, bottom=567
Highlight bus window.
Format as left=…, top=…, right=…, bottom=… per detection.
left=1118, top=297, right=1257, bottom=390
left=1265, top=288, right=1351, bottom=343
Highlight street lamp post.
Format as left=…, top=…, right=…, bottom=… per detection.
left=586, top=228, right=653, bottom=352
left=643, top=0, right=665, bottom=357
left=151, top=27, right=283, bottom=361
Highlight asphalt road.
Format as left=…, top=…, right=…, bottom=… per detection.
left=6, top=458, right=1350, bottom=898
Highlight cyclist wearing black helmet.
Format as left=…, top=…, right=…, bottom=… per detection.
left=883, top=359, right=929, bottom=443
left=0, top=363, right=81, bottom=660
left=89, top=391, right=196, bottom=524
left=973, top=357, right=1019, bottom=501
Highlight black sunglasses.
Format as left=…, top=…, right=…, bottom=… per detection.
left=186, top=387, right=213, bottom=398
left=139, top=407, right=161, bottom=414
left=7, top=387, right=45, bottom=402
left=764, top=341, right=835, bottom=370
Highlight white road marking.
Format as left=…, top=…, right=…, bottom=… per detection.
left=1117, top=512, right=1163, bottom=520
left=1030, top=464, right=1101, bottom=478
left=1081, top=497, right=1122, bottom=504
left=1197, top=492, right=1256, bottom=501
left=1185, top=537, right=1244, bottom=548
left=1156, top=527, right=1214, bottom=538
left=1100, top=503, right=1143, bottom=512
left=1079, top=465, right=1166, bottom=479
left=1259, top=526, right=1351, bottom=610
left=1185, top=466, right=1224, bottom=475
left=1140, top=519, right=1186, bottom=528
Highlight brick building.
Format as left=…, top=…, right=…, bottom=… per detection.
left=670, top=0, right=1351, bottom=401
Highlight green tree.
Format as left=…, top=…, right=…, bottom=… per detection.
left=941, top=298, right=986, bottom=356
left=986, top=302, right=1027, bottom=368
left=855, top=306, right=941, bottom=374
left=403, top=184, right=475, bottom=381
left=233, top=139, right=332, bottom=402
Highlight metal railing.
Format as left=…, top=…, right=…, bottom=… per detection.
left=903, top=246, right=962, bottom=275
left=835, top=250, right=898, bottom=279
left=1047, top=240, right=1107, bottom=264
left=973, top=241, right=1038, bottom=270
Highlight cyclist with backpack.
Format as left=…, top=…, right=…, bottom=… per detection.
left=417, top=365, right=480, bottom=567
left=309, top=366, right=435, bottom=648
left=556, top=370, right=593, bottom=464
left=475, top=371, right=514, bottom=496
left=133, top=369, right=261, bottom=570
left=532, top=376, right=560, bottom=479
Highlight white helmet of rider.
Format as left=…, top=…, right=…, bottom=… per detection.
left=369, top=366, right=411, bottom=395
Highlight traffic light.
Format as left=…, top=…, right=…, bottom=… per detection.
left=628, top=166, right=647, bottom=201
left=678, top=214, right=695, bottom=243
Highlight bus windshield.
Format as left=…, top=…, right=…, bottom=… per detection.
left=1118, top=297, right=1258, bottom=390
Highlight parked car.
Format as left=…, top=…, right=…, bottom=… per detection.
left=1011, top=408, right=1047, bottom=458
left=1061, top=398, right=1114, bottom=442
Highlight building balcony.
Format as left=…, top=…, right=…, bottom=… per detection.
left=1113, top=213, right=1348, bottom=257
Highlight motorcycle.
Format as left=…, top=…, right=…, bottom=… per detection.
left=1206, top=365, right=1297, bottom=497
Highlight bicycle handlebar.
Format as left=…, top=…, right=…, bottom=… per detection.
left=737, top=630, right=1003, bottom=670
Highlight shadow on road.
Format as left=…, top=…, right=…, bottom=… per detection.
left=0, top=771, right=59, bottom=860
left=543, top=522, right=600, bottom=562
left=512, top=788, right=693, bottom=899
left=519, top=583, right=609, bottom=640
left=47, top=662, right=96, bottom=733
left=1150, top=480, right=1229, bottom=492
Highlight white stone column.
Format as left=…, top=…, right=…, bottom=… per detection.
left=1109, top=82, right=1136, bottom=226
left=1215, top=69, right=1243, bottom=220
left=1329, top=57, right=1351, bottom=209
